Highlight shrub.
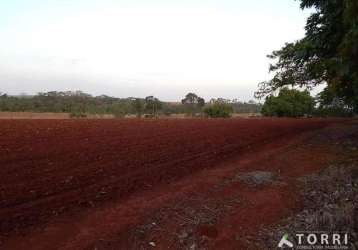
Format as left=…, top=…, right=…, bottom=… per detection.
left=204, top=102, right=233, bottom=118
left=70, top=112, right=87, bottom=118
left=261, top=88, right=314, bottom=117
left=314, top=106, right=354, bottom=117
left=314, top=87, right=354, bottom=117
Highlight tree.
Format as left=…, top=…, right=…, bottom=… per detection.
left=144, top=96, right=162, bottom=117
left=231, top=99, right=262, bottom=113
left=261, top=88, right=315, bottom=117
left=315, top=86, right=354, bottom=117
left=204, top=99, right=233, bottom=118
left=255, top=0, right=358, bottom=112
left=181, top=93, right=205, bottom=116
left=131, top=98, right=144, bottom=118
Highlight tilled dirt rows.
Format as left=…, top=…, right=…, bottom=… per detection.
left=0, top=118, right=345, bottom=250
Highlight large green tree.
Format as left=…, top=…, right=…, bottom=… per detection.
left=261, top=88, right=315, bottom=117
left=144, top=96, right=162, bottom=116
left=256, top=0, right=358, bottom=111
left=181, top=93, right=205, bottom=116
left=204, top=99, right=233, bottom=118
left=131, top=98, right=144, bottom=118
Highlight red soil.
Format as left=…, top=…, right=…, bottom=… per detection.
left=0, top=118, right=342, bottom=250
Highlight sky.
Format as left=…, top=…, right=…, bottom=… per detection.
left=0, top=0, right=313, bottom=101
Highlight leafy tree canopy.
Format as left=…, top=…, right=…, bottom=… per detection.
left=204, top=99, right=233, bottom=118
left=0, top=91, right=262, bottom=117
left=181, top=93, right=205, bottom=115
left=256, top=0, right=358, bottom=112
left=261, top=88, right=315, bottom=117
left=144, top=96, right=162, bottom=116
left=131, top=98, right=145, bottom=117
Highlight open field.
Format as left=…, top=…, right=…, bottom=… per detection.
left=0, top=118, right=356, bottom=249
left=0, top=112, right=259, bottom=120
left=0, top=112, right=71, bottom=119
left=0, top=112, right=116, bottom=119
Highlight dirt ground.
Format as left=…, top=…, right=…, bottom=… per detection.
left=0, top=112, right=71, bottom=119
left=0, top=118, right=355, bottom=250
left=0, top=112, right=116, bottom=119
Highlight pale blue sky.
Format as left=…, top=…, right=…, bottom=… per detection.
left=0, top=0, right=312, bottom=101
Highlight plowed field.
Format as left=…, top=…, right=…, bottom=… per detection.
left=0, top=118, right=349, bottom=250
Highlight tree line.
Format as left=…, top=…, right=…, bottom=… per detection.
left=256, top=0, right=357, bottom=117
left=0, top=91, right=261, bottom=118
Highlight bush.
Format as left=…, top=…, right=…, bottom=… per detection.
left=261, top=88, right=314, bottom=117
left=204, top=102, right=233, bottom=118
left=70, top=112, right=87, bottom=118
left=314, top=87, right=354, bottom=117
left=314, top=106, right=354, bottom=117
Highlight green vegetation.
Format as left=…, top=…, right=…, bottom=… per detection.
left=131, top=98, right=145, bottom=118
left=314, top=86, right=354, bottom=117
left=261, top=88, right=314, bottom=117
left=256, top=0, right=358, bottom=114
left=69, top=112, right=87, bottom=118
left=144, top=96, right=162, bottom=117
left=0, top=91, right=133, bottom=115
left=231, top=99, right=261, bottom=114
left=204, top=99, right=234, bottom=118
left=0, top=91, right=260, bottom=118
left=181, top=93, right=205, bottom=116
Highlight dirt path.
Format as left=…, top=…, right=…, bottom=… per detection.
left=0, top=119, right=353, bottom=250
